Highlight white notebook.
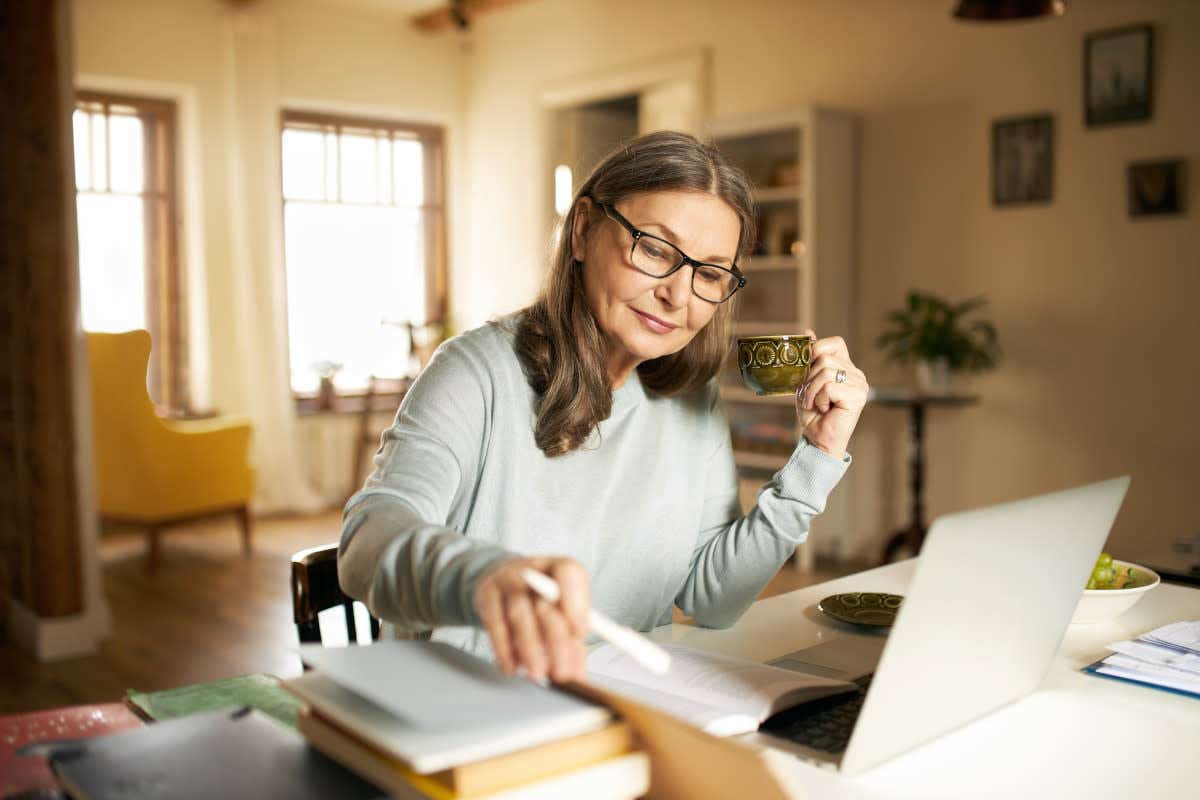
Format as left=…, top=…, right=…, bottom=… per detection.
left=288, top=642, right=612, bottom=773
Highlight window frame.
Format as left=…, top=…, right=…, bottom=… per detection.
left=279, top=110, right=447, bottom=414
left=74, top=90, right=187, bottom=414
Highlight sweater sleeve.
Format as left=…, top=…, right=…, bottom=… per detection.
left=674, top=387, right=850, bottom=628
left=337, top=336, right=518, bottom=633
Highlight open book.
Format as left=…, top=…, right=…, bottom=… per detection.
left=585, top=642, right=857, bottom=736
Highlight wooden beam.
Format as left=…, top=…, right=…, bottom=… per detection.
left=0, top=0, right=85, bottom=618
left=412, top=0, right=531, bottom=33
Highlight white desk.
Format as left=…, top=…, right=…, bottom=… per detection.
left=649, top=560, right=1200, bottom=799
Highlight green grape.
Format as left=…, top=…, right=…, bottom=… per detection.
left=1092, top=565, right=1115, bottom=586
left=1086, top=552, right=1123, bottom=590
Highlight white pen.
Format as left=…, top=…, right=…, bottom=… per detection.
left=520, top=568, right=672, bottom=676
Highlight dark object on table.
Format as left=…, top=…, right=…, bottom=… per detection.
left=817, top=593, right=904, bottom=628
left=44, top=708, right=383, bottom=800
left=761, top=675, right=873, bottom=754
left=1133, top=536, right=1200, bottom=588
left=870, top=389, right=980, bottom=564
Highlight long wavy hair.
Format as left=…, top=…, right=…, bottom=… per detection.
left=513, top=130, right=755, bottom=457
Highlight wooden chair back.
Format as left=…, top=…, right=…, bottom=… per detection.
left=291, top=543, right=381, bottom=646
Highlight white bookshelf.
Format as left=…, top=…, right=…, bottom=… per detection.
left=707, top=107, right=859, bottom=567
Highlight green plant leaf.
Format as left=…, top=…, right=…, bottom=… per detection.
left=876, top=290, right=1000, bottom=371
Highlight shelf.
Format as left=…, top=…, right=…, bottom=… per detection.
left=733, top=450, right=791, bottom=471
left=743, top=254, right=803, bottom=272
left=720, top=385, right=795, bottom=406
left=753, top=186, right=801, bottom=204
left=710, top=107, right=857, bottom=556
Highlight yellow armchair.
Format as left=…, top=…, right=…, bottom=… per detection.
left=86, top=330, right=255, bottom=569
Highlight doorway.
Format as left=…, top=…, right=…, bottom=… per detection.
left=549, top=94, right=639, bottom=214
left=539, top=49, right=708, bottom=229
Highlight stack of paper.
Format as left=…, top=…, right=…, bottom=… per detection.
left=1083, top=620, right=1200, bottom=698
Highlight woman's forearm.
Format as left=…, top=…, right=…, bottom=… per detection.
left=339, top=491, right=516, bottom=631
left=675, top=439, right=849, bottom=627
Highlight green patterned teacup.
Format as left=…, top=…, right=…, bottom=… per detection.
left=736, top=334, right=814, bottom=396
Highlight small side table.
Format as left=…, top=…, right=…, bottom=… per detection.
left=870, top=388, right=979, bottom=564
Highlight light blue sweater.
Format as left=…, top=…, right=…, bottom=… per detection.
left=338, top=319, right=850, bottom=659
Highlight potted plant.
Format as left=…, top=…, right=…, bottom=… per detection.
left=875, top=291, right=1000, bottom=392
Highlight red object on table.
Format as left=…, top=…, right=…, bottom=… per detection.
left=0, top=702, right=143, bottom=796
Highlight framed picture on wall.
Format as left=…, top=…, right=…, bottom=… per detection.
left=1085, top=24, right=1154, bottom=127
left=1128, top=159, right=1185, bottom=217
left=992, top=114, right=1054, bottom=206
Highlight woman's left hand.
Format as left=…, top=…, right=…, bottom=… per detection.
left=795, top=330, right=868, bottom=460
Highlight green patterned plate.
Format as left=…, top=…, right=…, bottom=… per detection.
left=817, top=592, right=904, bottom=627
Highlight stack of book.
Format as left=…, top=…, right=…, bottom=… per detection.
left=284, top=641, right=650, bottom=799
left=23, top=639, right=839, bottom=798
left=1084, top=620, right=1200, bottom=698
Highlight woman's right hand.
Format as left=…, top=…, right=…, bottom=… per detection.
left=473, top=556, right=591, bottom=683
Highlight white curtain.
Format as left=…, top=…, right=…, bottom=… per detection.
left=221, top=7, right=324, bottom=514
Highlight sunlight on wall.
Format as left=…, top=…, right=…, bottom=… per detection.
left=554, top=163, right=572, bottom=215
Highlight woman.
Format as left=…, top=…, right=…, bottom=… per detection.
left=338, top=131, right=868, bottom=684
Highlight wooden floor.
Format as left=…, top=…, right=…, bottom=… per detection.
left=0, top=512, right=862, bottom=714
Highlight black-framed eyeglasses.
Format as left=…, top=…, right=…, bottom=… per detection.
left=596, top=202, right=746, bottom=304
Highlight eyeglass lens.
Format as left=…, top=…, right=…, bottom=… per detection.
left=631, top=237, right=740, bottom=302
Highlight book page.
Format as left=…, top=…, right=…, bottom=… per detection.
left=586, top=643, right=854, bottom=730
left=583, top=672, right=759, bottom=736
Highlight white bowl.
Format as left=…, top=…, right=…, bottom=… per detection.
left=1070, top=559, right=1160, bottom=624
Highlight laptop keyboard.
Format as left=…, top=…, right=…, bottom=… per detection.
left=759, top=676, right=873, bottom=754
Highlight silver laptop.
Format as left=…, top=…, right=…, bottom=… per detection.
left=756, top=476, right=1130, bottom=774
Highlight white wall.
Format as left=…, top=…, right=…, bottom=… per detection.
left=457, top=0, right=1200, bottom=559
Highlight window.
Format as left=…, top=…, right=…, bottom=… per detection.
left=280, top=111, right=446, bottom=402
left=73, top=92, right=185, bottom=412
